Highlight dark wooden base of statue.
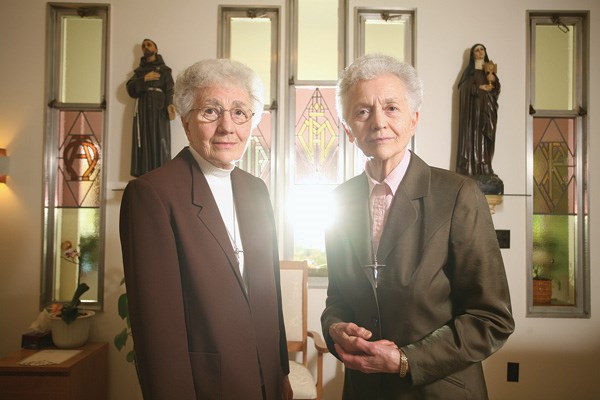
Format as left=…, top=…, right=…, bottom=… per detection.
left=474, top=174, right=504, bottom=195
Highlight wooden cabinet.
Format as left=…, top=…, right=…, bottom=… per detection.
left=0, top=342, right=107, bottom=400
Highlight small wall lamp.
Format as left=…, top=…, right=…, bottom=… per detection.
left=0, top=148, right=9, bottom=183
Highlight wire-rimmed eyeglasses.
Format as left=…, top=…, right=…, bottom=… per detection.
left=190, top=106, right=254, bottom=125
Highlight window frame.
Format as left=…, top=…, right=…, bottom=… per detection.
left=41, top=3, right=109, bottom=311
left=218, top=6, right=280, bottom=195
left=526, top=11, right=590, bottom=318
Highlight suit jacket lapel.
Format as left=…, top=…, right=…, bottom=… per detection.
left=188, top=152, right=248, bottom=298
left=377, top=153, right=430, bottom=263
left=341, top=174, right=380, bottom=293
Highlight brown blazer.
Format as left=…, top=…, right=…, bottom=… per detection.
left=321, top=152, right=514, bottom=400
left=120, top=148, right=289, bottom=400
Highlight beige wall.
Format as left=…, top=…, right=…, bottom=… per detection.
left=1, top=0, right=599, bottom=399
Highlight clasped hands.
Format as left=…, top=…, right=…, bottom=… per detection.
left=329, top=322, right=401, bottom=374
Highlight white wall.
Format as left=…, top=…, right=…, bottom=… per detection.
left=1, top=0, right=599, bottom=399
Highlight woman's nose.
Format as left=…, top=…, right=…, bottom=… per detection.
left=371, top=107, right=387, bottom=130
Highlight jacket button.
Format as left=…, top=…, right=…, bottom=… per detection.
left=372, top=318, right=379, bottom=326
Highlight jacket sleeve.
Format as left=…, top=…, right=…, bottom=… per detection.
left=403, top=179, right=514, bottom=385
left=119, top=178, right=197, bottom=399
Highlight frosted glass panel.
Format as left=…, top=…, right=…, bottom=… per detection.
left=60, top=17, right=103, bottom=103
left=230, top=18, right=272, bottom=104
left=297, top=0, right=338, bottom=81
left=535, top=25, right=575, bottom=110
left=365, top=20, right=406, bottom=61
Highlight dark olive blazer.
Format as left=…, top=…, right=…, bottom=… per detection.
left=120, top=147, right=289, bottom=400
left=322, top=152, right=514, bottom=400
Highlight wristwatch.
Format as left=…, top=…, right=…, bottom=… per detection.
left=398, top=348, right=409, bottom=378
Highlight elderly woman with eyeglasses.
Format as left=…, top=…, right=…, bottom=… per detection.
left=120, top=59, right=293, bottom=400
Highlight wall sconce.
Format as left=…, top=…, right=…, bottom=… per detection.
left=0, top=148, right=9, bottom=183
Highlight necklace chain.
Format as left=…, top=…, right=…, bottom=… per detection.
left=225, top=201, right=243, bottom=260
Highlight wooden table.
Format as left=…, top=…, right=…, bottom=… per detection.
left=0, top=342, right=107, bottom=400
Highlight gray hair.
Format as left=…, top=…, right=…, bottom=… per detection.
left=174, top=58, right=264, bottom=128
left=336, top=54, right=424, bottom=125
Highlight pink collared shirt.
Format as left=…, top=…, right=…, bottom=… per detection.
left=366, top=151, right=411, bottom=253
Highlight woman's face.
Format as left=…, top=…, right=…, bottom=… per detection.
left=181, top=85, right=253, bottom=169
left=342, top=74, right=418, bottom=168
left=473, top=45, right=486, bottom=60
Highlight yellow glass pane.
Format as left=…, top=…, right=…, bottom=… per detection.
left=535, top=25, right=575, bottom=110
left=230, top=18, right=272, bottom=105
left=365, top=20, right=406, bottom=61
left=297, top=0, right=338, bottom=81
left=60, top=17, right=103, bottom=103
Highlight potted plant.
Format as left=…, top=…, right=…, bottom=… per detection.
left=48, top=283, right=95, bottom=348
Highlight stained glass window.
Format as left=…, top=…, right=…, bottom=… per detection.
left=220, top=8, right=278, bottom=191
left=219, top=3, right=415, bottom=276
left=294, top=87, right=340, bottom=185
left=54, top=111, right=103, bottom=208
left=528, top=13, right=589, bottom=316
left=238, top=112, right=272, bottom=189
left=42, top=6, right=107, bottom=308
left=532, top=117, right=578, bottom=306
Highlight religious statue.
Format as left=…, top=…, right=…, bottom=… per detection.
left=456, top=43, right=503, bottom=194
left=126, top=39, right=176, bottom=177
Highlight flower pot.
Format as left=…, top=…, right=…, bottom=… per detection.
left=533, top=279, right=552, bottom=305
left=49, top=310, right=95, bottom=348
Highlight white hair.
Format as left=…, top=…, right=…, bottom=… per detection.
left=174, top=58, right=264, bottom=128
left=336, top=54, right=424, bottom=125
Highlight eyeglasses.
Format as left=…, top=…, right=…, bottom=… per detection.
left=190, top=105, right=254, bottom=125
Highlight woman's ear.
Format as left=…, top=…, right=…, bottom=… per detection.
left=181, top=116, right=192, bottom=141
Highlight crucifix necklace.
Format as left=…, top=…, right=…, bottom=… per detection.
left=365, top=218, right=386, bottom=289
left=364, top=182, right=388, bottom=288
left=226, top=201, right=243, bottom=261
left=365, top=251, right=386, bottom=289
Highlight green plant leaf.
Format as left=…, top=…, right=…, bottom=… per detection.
left=126, top=350, right=136, bottom=363
left=114, top=328, right=129, bottom=351
left=117, top=293, right=128, bottom=320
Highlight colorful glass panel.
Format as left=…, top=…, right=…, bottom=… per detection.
left=533, top=117, right=576, bottom=215
left=55, top=110, right=103, bottom=208
left=532, top=116, right=578, bottom=307
left=238, top=111, right=272, bottom=190
left=294, top=87, right=340, bottom=185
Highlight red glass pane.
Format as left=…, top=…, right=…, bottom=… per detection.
left=532, top=117, right=576, bottom=215
left=56, top=110, right=103, bottom=208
